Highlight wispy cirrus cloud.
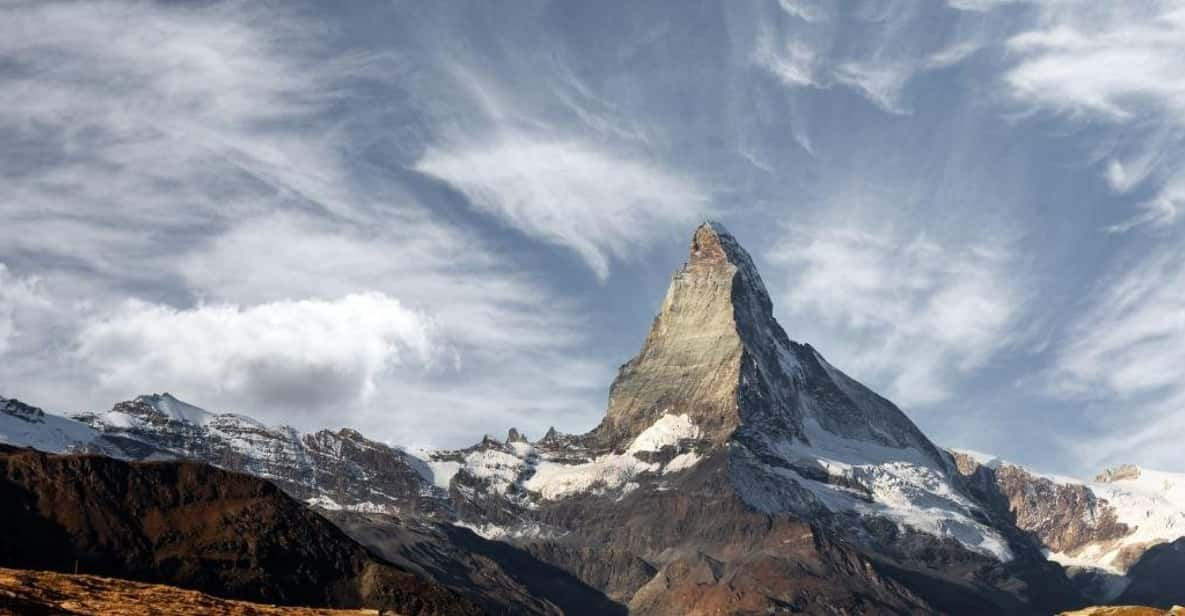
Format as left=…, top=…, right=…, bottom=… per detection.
left=769, top=225, right=1027, bottom=407
left=1045, top=244, right=1185, bottom=468
left=416, top=136, right=707, bottom=281
left=0, top=1, right=608, bottom=444
left=1000, top=2, right=1185, bottom=233
left=754, top=0, right=985, bottom=114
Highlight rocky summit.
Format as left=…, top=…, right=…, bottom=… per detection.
left=2, top=222, right=1184, bottom=614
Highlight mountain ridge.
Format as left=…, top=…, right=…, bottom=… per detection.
left=3, top=222, right=1183, bottom=613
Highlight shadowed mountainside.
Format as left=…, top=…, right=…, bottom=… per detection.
left=0, top=444, right=476, bottom=615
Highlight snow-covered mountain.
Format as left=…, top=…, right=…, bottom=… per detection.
left=3, top=223, right=1183, bottom=613
left=435, top=223, right=1012, bottom=562
left=1, top=392, right=445, bottom=516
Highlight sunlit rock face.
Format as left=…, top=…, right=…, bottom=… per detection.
left=594, top=222, right=762, bottom=447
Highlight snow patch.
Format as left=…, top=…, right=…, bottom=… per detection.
left=425, top=459, right=462, bottom=490
left=526, top=452, right=659, bottom=500
left=462, top=448, right=528, bottom=494
left=626, top=413, right=699, bottom=454
left=1, top=402, right=100, bottom=454
left=1075, top=467, right=1185, bottom=572
left=664, top=452, right=702, bottom=474
left=141, top=393, right=213, bottom=425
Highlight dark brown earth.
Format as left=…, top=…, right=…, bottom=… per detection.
left=0, top=444, right=477, bottom=615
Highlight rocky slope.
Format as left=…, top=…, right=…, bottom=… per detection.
left=0, top=444, right=476, bottom=615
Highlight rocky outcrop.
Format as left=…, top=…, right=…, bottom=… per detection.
left=1098, top=465, right=1142, bottom=484
left=0, top=444, right=476, bottom=615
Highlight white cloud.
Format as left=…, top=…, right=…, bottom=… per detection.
left=0, top=3, right=611, bottom=444
left=1002, top=2, right=1185, bottom=233
left=768, top=226, right=1025, bottom=406
left=0, top=265, right=58, bottom=358
left=75, top=294, right=436, bottom=412
left=754, top=1, right=984, bottom=114
left=416, top=136, right=707, bottom=280
left=0, top=1, right=386, bottom=282
left=1047, top=247, right=1185, bottom=401
left=1046, top=244, right=1185, bottom=468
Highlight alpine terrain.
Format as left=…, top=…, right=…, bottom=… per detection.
left=3, top=223, right=1184, bottom=614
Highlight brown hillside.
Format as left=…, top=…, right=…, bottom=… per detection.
left=0, top=445, right=476, bottom=615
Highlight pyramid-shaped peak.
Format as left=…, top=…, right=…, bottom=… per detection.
left=594, top=222, right=940, bottom=463
left=689, top=221, right=749, bottom=267
left=683, top=221, right=777, bottom=329
left=595, top=222, right=787, bottom=446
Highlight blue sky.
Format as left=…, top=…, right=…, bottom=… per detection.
left=2, top=0, right=1184, bottom=476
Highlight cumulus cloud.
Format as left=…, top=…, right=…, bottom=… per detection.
left=416, top=137, right=707, bottom=280
left=75, top=294, right=436, bottom=413
left=769, top=226, right=1025, bottom=407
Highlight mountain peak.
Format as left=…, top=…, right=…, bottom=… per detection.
left=594, top=223, right=941, bottom=461
left=688, top=221, right=730, bottom=265
left=594, top=222, right=792, bottom=447
left=132, top=393, right=212, bottom=425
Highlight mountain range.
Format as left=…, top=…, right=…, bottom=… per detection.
left=2, top=223, right=1182, bottom=614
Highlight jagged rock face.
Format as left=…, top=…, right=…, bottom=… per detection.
left=411, top=224, right=1086, bottom=613
left=952, top=453, right=1130, bottom=556
left=594, top=223, right=755, bottom=447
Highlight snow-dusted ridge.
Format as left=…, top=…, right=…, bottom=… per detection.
left=2, top=392, right=448, bottom=517
left=444, top=412, right=706, bottom=506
